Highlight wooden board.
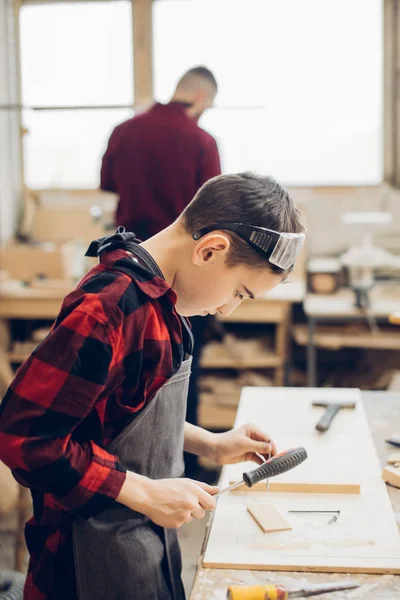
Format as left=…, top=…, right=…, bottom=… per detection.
left=382, top=466, right=400, bottom=489
left=229, top=481, right=360, bottom=494
left=247, top=503, right=292, bottom=533
left=203, top=387, right=400, bottom=573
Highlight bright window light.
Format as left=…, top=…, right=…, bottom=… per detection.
left=154, top=0, right=383, bottom=185
left=20, top=1, right=133, bottom=188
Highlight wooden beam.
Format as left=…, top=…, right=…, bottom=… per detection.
left=132, top=0, right=153, bottom=111
left=384, top=0, right=396, bottom=183
left=11, top=0, right=24, bottom=231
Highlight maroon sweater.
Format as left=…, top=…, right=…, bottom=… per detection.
left=101, top=102, right=221, bottom=239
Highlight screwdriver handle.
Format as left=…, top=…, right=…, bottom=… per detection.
left=242, top=447, right=307, bottom=488
left=227, top=584, right=288, bottom=599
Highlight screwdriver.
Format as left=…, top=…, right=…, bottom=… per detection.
left=217, top=447, right=307, bottom=496
left=227, top=580, right=360, bottom=599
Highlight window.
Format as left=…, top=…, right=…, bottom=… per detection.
left=20, top=1, right=134, bottom=188
left=154, top=0, right=383, bottom=185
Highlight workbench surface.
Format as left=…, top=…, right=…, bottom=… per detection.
left=190, top=392, right=400, bottom=600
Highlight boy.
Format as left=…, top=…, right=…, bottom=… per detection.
left=0, top=173, right=305, bottom=600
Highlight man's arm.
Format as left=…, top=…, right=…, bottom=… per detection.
left=100, top=128, right=118, bottom=192
left=0, top=308, right=125, bottom=519
left=197, top=135, right=222, bottom=188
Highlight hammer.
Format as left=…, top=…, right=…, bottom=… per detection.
left=312, top=399, right=356, bottom=432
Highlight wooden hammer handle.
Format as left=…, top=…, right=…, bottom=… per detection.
left=316, top=404, right=341, bottom=432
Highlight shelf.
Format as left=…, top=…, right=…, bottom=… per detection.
left=8, top=352, right=30, bottom=363
left=200, top=392, right=240, bottom=409
left=304, top=285, right=400, bottom=319
left=198, top=403, right=237, bottom=430
left=294, top=323, right=400, bottom=351
left=200, top=353, right=281, bottom=369
left=220, top=300, right=289, bottom=323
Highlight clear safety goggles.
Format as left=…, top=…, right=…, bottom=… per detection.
left=193, top=222, right=305, bottom=270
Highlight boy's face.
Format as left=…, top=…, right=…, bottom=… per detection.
left=172, top=234, right=284, bottom=317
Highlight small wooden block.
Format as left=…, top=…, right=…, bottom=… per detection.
left=247, top=503, right=292, bottom=533
left=387, top=452, right=400, bottom=465
left=230, top=481, right=360, bottom=494
left=382, top=466, right=400, bottom=489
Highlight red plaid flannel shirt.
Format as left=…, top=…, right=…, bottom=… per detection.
left=0, top=250, right=185, bottom=599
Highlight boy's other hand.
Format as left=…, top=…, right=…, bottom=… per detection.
left=118, top=473, right=218, bottom=529
left=210, top=423, right=277, bottom=465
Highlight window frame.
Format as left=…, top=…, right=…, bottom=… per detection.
left=15, top=0, right=397, bottom=190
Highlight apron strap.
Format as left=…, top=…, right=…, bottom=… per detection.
left=86, top=227, right=194, bottom=355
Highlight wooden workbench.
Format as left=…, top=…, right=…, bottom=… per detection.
left=0, top=285, right=66, bottom=390
left=190, top=392, right=400, bottom=599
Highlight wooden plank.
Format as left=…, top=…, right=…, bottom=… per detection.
left=0, top=297, right=63, bottom=319
left=220, top=300, right=287, bottom=323
left=200, top=353, right=281, bottom=369
left=204, top=388, right=400, bottom=573
left=382, top=466, right=400, bottom=489
left=247, top=504, right=292, bottom=533
left=198, top=403, right=237, bottom=430
left=229, top=481, right=360, bottom=494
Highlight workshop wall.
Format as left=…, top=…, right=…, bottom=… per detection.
left=291, top=184, right=400, bottom=257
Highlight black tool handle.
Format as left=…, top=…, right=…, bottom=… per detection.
left=316, top=404, right=341, bottom=432
left=242, top=447, right=307, bottom=488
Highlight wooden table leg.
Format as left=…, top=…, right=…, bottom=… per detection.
left=275, top=304, right=291, bottom=386
left=0, top=318, right=13, bottom=392
left=15, top=486, right=31, bottom=572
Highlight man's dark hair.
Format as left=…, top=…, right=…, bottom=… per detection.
left=178, top=66, right=218, bottom=92
left=181, top=173, right=305, bottom=274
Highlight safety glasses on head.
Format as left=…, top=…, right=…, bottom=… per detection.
left=192, top=222, right=305, bottom=270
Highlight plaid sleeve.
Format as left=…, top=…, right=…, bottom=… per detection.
left=0, top=308, right=126, bottom=518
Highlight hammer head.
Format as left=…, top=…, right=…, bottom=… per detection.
left=312, top=399, right=356, bottom=409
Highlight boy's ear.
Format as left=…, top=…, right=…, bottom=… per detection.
left=192, top=233, right=231, bottom=266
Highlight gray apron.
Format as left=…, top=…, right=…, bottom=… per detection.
left=72, top=243, right=193, bottom=600
left=72, top=356, right=192, bottom=600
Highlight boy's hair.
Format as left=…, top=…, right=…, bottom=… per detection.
left=181, top=173, right=305, bottom=274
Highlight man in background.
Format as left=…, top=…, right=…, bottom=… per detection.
left=101, top=66, right=220, bottom=239
left=100, top=66, right=221, bottom=480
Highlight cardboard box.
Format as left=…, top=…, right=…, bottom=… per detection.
left=0, top=241, right=77, bottom=282
left=31, top=204, right=105, bottom=245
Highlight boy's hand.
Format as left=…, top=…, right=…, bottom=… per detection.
left=142, top=478, right=218, bottom=528
left=118, top=473, right=218, bottom=528
left=211, top=423, right=277, bottom=466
